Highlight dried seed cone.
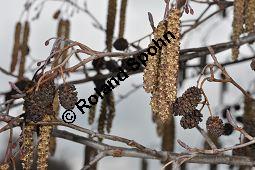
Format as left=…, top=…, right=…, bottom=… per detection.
left=24, top=81, right=55, bottom=122
left=37, top=115, right=53, bottom=170
left=18, top=21, right=30, bottom=80
left=118, top=0, right=128, bottom=38
left=180, top=109, right=203, bottom=129
left=173, top=86, right=202, bottom=116
left=10, top=22, right=21, bottom=73
left=244, top=0, right=255, bottom=33
left=106, top=0, right=117, bottom=52
left=106, top=92, right=115, bottom=133
left=58, top=83, right=78, bottom=110
left=206, top=116, right=224, bottom=137
left=20, top=125, right=34, bottom=170
left=143, top=21, right=165, bottom=93
left=231, top=0, right=245, bottom=61
left=0, top=163, right=9, bottom=170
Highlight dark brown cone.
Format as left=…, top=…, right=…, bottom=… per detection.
left=206, top=116, right=224, bottom=137
left=58, top=83, right=78, bottom=110
left=182, top=86, right=202, bottom=107
left=173, top=96, right=194, bottom=116
left=173, top=86, right=202, bottom=116
left=24, top=81, right=55, bottom=122
left=180, top=109, right=203, bottom=129
left=250, top=58, right=255, bottom=71
left=113, top=38, right=128, bottom=51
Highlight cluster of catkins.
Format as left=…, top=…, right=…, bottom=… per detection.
left=89, top=76, right=116, bottom=135
left=173, top=86, right=225, bottom=137
left=232, top=0, right=255, bottom=60
left=10, top=21, right=30, bottom=80
left=21, top=81, right=78, bottom=170
left=143, top=8, right=181, bottom=124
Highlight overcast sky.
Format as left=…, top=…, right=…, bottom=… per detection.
left=0, top=1, right=254, bottom=170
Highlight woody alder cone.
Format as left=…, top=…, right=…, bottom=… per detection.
left=206, top=116, right=224, bottom=137
left=180, top=109, right=203, bottom=129
left=58, top=83, right=78, bottom=110
left=24, top=81, right=55, bottom=122
left=182, top=86, right=202, bottom=107
left=173, top=86, right=202, bottom=116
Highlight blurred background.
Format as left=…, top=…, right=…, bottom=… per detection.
left=0, top=0, right=254, bottom=169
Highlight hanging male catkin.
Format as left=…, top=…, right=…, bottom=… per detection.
left=231, top=0, right=245, bottom=61
left=18, top=21, right=30, bottom=80
left=98, top=96, right=107, bottom=135
left=106, top=92, right=115, bottom=133
left=37, top=115, right=53, bottom=170
left=20, top=125, right=34, bottom=170
left=146, top=8, right=181, bottom=122
left=106, top=0, right=117, bottom=52
left=10, top=22, right=21, bottom=73
left=118, top=0, right=128, bottom=38
left=244, top=0, right=255, bottom=33
left=48, top=93, right=59, bottom=156
left=88, top=93, right=97, bottom=125
left=158, top=8, right=180, bottom=121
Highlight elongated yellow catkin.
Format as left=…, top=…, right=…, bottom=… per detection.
left=118, top=0, right=128, bottom=38
left=37, top=115, right=53, bottom=170
left=10, top=22, right=21, bottom=73
left=244, top=0, right=255, bottom=33
left=49, top=93, right=59, bottom=156
left=0, top=163, right=9, bottom=170
left=158, top=9, right=180, bottom=122
left=231, top=0, right=245, bottom=61
left=20, top=125, right=34, bottom=170
left=148, top=8, right=181, bottom=123
left=106, top=0, right=117, bottom=52
left=143, top=21, right=165, bottom=94
left=18, top=21, right=30, bottom=80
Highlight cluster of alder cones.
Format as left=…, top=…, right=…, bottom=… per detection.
left=21, top=81, right=78, bottom=170
left=173, top=86, right=225, bottom=137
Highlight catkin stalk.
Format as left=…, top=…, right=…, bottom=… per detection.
left=10, top=22, right=21, bottom=73
left=106, top=0, right=117, bottom=52
left=37, top=115, right=53, bottom=170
